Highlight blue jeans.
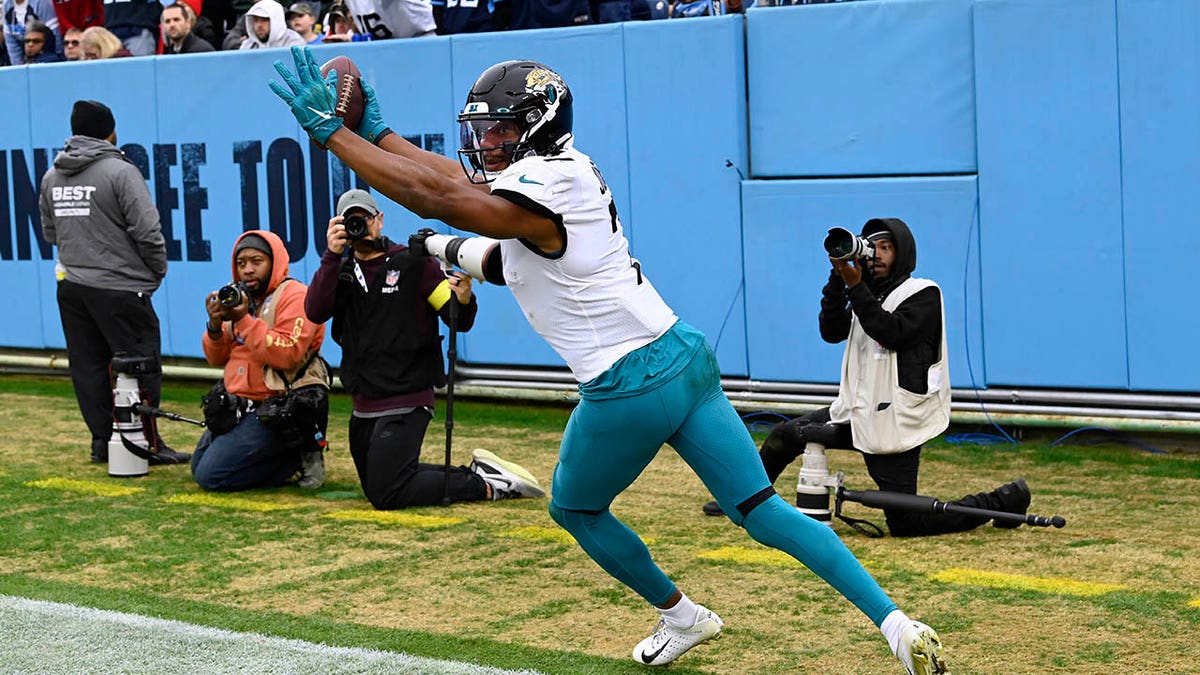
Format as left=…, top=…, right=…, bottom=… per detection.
left=191, top=412, right=301, bottom=491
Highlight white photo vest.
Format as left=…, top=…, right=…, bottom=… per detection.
left=828, top=277, right=950, bottom=454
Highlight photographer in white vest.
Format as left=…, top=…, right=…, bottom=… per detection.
left=703, top=218, right=1033, bottom=536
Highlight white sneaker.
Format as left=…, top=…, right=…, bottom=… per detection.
left=896, top=621, right=950, bottom=675
left=631, top=606, right=723, bottom=666
left=469, top=448, right=545, bottom=499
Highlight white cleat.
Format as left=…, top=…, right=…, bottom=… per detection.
left=896, top=621, right=950, bottom=675
left=469, top=448, right=545, bottom=499
left=631, top=606, right=723, bottom=667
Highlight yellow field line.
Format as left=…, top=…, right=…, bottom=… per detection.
left=500, top=526, right=575, bottom=544
left=25, top=478, right=144, bottom=497
left=164, top=493, right=302, bottom=512
left=1188, top=597, right=1200, bottom=609
left=931, top=567, right=1126, bottom=596
left=323, top=510, right=466, bottom=528
left=698, top=546, right=802, bottom=568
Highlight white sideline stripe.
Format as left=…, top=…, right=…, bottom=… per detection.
left=0, top=595, right=544, bottom=675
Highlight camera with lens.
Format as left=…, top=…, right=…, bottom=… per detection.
left=217, top=282, right=249, bottom=308
left=343, top=213, right=371, bottom=241
left=823, top=227, right=876, bottom=261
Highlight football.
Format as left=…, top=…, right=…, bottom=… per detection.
left=319, top=55, right=365, bottom=131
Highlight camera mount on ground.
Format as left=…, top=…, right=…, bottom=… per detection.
left=793, top=441, right=1067, bottom=536
left=107, top=353, right=203, bottom=478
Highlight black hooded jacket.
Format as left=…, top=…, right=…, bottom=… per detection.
left=818, top=218, right=943, bottom=394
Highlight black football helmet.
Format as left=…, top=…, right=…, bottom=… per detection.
left=457, top=60, right=574, bottom=183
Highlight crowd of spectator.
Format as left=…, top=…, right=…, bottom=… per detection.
left=1, top=0, right=845, bottom=67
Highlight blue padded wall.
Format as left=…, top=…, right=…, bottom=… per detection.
left=623, top=15, right=748, bottom=374
left=974, top=0, right=1127, bottom=388
left=0, top=66, right=43, bottom=349
left=742, top=176, right=982, bottom=388
left=746, top=0, right=977, bottom=177
left=1116, top=0, right=1200, bottom=392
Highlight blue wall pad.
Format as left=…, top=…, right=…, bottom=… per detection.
left=742, top=176, right=982, bottom=388
left=0, top=66, right=44, bottom=350
left=623, top=16, right=748, bottom=374
left=974, top=0, right=1127, bottom=389
left=1117, top=0, right=1200, bottom=392
left=746, top=0, right=977, bottom=177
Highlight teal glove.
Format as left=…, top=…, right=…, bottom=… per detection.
left=358, top=79, right=393, bottom=145
left=269, top=46, right=344, bottom=146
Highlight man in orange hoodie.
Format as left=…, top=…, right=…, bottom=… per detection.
left=193, top=230, right=329, bottom=491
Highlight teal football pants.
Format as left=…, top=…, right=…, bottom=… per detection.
left=548, top=336, right=898, bottom=625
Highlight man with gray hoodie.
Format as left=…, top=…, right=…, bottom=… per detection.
left=238, top=0, right=305, bottom=49
left=39, top=100, right=190, bottom=467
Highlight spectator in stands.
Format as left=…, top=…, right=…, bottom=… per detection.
left=495, top=0, right=589, bottom=30
left=320, top=0, right=365, bottom=42
left=161, top=1, right=213, bottom=52
left=4, top=0, right=61, bottom=66
left=81, top=24, right=131, bottom=58
left=670, top=0, right=747, bottom=17
left=62, top=25, right=84, bottom=59
left=336, top=0, right=434, bottom=39
left=431, top=0, right=499, bottom=34
left=285, top=1, right=321, bottom=43
left=238, top=0, right=304, bottom=49
left=175, top=0, right=221, bottom=49
left=593, top=0, right=629, bottom=23
left=103, top=0, right=162, bottom=56
left=51, top=0, right=103, bottom=32
left=21, top=18, right=59, bottom=60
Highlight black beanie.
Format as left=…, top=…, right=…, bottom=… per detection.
left=234, top=233, right=273, bottom=259
left=70, top=100, right=116, bottom=140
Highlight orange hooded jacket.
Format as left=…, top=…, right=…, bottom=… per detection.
left=202, top=230, right=325, bottom=401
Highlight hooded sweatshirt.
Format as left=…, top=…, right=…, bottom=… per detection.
left=239, top=0, right=305, bottom=49
left=822, top=218, right=950, bottom=453
left=202, top=230, right=326, bottom=401
left=40, top=135, right=167, bottom=293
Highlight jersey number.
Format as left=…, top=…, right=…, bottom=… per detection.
left=355, top=13, right=394, bottom=39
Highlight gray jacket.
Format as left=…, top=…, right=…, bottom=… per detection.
left=40, top=136, right=168, bottom=293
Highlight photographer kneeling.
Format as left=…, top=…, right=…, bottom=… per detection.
left=193, top=230, right=330, bottom=491
left=703, top=218, right=1031, bottom=536
left=305, top=190, right=543, bottom=509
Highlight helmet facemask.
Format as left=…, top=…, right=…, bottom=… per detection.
left=457, top=116, right=529, bottom=185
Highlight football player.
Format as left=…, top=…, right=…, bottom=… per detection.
left=270, top=47, right=949, bottom=675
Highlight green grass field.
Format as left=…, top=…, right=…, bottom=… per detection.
left=0, top=375, right=1197, bottom=674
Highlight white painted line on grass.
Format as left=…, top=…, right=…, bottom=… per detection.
left=0, top=595, right=543, bottom=675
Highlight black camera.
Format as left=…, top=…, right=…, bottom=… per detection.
left=217, top=282, right=249, bottom=308
left=111, top=353, right=157, bottom=376
left=823, top=227, right=876, bottom=261
left=343, top=213, right=370, bottom=241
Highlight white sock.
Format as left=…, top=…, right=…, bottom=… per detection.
left=879, top=609, right=911, bottom=656
left=659, top=593, right=700, bottom=629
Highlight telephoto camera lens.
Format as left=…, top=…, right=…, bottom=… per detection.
left=217, top=283, right=245, bottom=308
left=343, top=214, right=369, bottom=240
left=823, top=227, right=874, bottom=261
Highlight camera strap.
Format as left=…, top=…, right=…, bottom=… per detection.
left=833, top=493, right=886, bottom=538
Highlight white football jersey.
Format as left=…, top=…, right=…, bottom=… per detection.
left=491, top=144, right=677, bottom=383
left=344, top=0, right=436, bottom=39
